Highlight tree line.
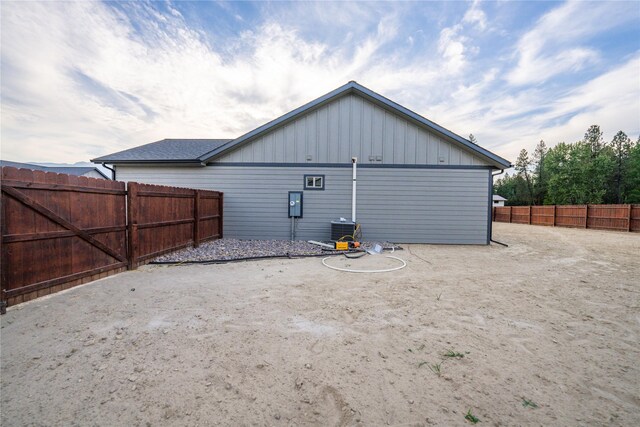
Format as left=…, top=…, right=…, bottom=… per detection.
left=493, top=125, right=640, bottom=205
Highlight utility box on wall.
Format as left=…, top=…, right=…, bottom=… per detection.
left=288, top=191, right=303, bottom=218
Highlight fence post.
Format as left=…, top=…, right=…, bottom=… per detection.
left=508, top=206, right=512, bottom=223
left=553, top=205, right=556, bottom=226
left=127, top=182, right=139, bottom=270
left=584, top=205, right=588, bottom=228
left=529, top=206, right=532, bottom=224
left=193, top=190, right=200, bottom=248
left=628, top=204, right=633, bottom=232
left=218, top=193, right=224, bottom=238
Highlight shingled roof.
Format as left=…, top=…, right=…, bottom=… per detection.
left=92, top=139, right=231, bottom=163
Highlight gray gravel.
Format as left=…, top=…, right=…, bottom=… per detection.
left=152, top=239, right=399, bottom=263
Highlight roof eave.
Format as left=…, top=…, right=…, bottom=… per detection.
left=91, top=159, right=206, bottom=166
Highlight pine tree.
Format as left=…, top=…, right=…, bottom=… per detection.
left=624, top=137, right=640, bottom=202
left=610, top=131, right=631, bottom=203
left=584, top=125, right=604, bottom=158
left=532, top=140, right=548, bottom=204
left=515, top=149, right=533, bottom=205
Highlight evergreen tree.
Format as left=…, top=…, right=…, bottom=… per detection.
left=610, top=131, right=632, bottom=203
left=624, top=139, right=640, bottom=203
left=497, top=125, right=636, bottom=206
left=584, top=125, right=604, bottom=157
left=515, top=149, right=533, bottom=204
left=493, top=173, right=530, bottom=206
left=532, top=140, right=548, bottom=204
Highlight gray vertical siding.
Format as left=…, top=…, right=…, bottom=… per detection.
left=216, top=94, right=488, bottom=167
left=117, top=165, right=490, bottom=244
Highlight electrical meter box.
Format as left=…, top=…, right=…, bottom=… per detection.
left=288, top=191, right=303, bottom=218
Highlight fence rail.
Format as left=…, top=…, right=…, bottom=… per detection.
left=1, top=166, right=223, bottom=307
left=493, top=204, right=640, bottom=232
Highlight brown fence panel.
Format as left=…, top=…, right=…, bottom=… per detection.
left=587, top=204, right=630, bottom=231
left=198, top=191, right=223, bottom=242
left=555, top=205, right=587, bottom=228
left=632, top=205, right=640, bottom=232
left=531, top=206, right=554, bottom=226
left=493, top=207, right=511, bottom=223
left=493, top=203, right=639, bottom=232
left=128, top=182, right=223, bottom=268
left=1, top=167, right=127, bottom=306
left=511, top=206, right=531, bottom=224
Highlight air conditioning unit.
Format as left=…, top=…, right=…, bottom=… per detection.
left=331, top=221, right=356, bottom=241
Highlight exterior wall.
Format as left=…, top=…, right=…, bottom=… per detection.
left=493, top=200, right=505, bottom=207
left=117, top=165, right=490, bottom=244
left=216, top=94, right=489, bottom=167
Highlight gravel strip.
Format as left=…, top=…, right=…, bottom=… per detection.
left=152, top=239, right=400, bottom=263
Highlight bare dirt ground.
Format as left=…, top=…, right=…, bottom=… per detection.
left=1, top=223, right=639, bottom=426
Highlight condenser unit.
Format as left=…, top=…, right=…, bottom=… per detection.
left=331, top=221, right=356, bottom=242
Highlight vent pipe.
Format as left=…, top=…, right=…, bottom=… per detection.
left=351, top=157, right=357, bottom=222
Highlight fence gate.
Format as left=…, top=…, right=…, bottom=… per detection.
left=1, top=167, right=128, bottom=306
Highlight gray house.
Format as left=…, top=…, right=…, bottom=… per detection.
left=93, top=81, right=511, bottom=244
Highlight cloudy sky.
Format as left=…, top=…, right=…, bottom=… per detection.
left=1, top=0, right=639, bottom=165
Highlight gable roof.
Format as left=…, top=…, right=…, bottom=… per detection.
left=91, top=139, right=231, bottom=164
left=198, top=81, right=511, bottom=169
left=492, top=195, right=507, bottom=201
left=91, top=82, right=511, bottom=169
left=0, top=160, right=110, bottom=179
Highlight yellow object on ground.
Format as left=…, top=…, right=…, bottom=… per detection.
left=334, top=241, right=349, bottom=251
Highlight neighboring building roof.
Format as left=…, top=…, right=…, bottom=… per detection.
left=0, top=160, right=110, bottom=179
left=493, top=195, right=507, bottom=201
left=92, top=82, right=512, bottom=169
left=92, top=139, right=232, bottom=163
left=199, top=81, right=512, bottom=169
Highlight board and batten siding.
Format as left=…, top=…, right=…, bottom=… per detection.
left=117, top=165, right=490, bottom=244
left=215, top=94, right=489, bottom=167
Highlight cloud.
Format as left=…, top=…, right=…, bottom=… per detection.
left=462, top=0, right=487, bottom=31
left=506, top=1, right=636, bottom=86
left=436, top=0, right=489, bottom=74
left=0, top=0, right=638, bottom=169
left=445, top=54, right=640, bottom=163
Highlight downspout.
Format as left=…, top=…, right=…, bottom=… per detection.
left=490, top=169, right=508, bottom=246
left=102, top=163, right=116, bottom=180
left=351, top=157, right=357, bottom=223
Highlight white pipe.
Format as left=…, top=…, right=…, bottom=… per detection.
left=322, top=255, right=407, bottom=273
left=307, top=240, right=334, bottom=249
left=351, top=157, right=357, bottom=223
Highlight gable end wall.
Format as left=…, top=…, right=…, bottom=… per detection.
left=215, top=94, right=490, bottom=167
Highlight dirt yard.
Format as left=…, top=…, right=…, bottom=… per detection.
left=1, top=223, right=639, bottom=426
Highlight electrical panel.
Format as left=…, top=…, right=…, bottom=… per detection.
left=288, top=191, right=303, bottom=218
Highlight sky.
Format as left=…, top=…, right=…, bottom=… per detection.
left=1, top=0, right=639, bottom=166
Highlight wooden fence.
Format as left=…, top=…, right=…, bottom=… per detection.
left=493, top=204, right=640, bottom=232
left=1, top=167, right=223, bottom=307
left=128, top=182, right=223, bottom=268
